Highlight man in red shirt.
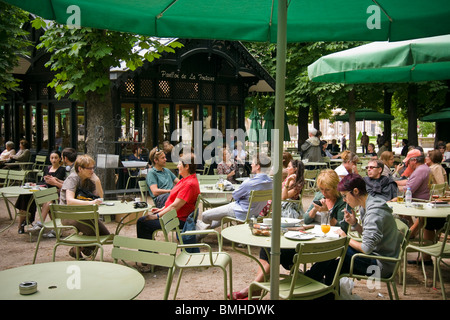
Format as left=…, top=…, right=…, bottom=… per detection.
left=136, top=153, right=200, bottom=241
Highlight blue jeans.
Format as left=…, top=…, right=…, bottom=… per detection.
left=305, top=246, right=377, bottom=286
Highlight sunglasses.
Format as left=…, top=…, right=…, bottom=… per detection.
left=366, top=165, right=381, bottom=170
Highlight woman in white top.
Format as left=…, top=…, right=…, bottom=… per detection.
left=334, top=150, right=359, bottom=180
left=0, top=141, right=15, bottom=161
left=380, top=151, right=395, bottom=177
left=233, top=141, right=246, bottom=165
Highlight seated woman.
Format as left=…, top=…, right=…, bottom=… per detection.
left=305, top=174, right=401, bottom=285
left=280, top=159, right=305, bottom=218
left=136, top=153, right=200, bottom=270
left=0, top=141, right=15, bottom=161
left=229, top=159, right=306, bottom=300
left=334, top=150, right=359, bottom=180
left=414, top=149, right=449, bottom=264
left=380, top=151, right=395, bottom=177
left=217, top=146, right=237, bottom=183
left=364, top=143, right=378, bottom=159
left=303, top=169, right=349, bottom=231
left=17, top=150, right=66, bottom=236
left=59, top=154, right=108, bottom=259
left=9, top=139, right=31, bottom=163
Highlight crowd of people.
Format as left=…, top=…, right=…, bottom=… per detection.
left=3, top=133, right=449, bottom=298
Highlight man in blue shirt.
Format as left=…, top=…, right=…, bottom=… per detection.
left=146, top=147, right=179, bottom=208
left=199, top=154, right=272, bottom=230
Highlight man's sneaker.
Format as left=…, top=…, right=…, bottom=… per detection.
left=43, top=230, right=56, bottom=238
left=30, top=222, right=43, bottom=231
left=196, top=220, right=209, bottom=231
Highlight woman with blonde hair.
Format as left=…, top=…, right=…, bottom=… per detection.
left=303, top=169, right=349, bottom=231
left=334, top=150, right=359, bottom=180
left=60, top=154, right=108, bottom=259
left=380, top=151, right=395, bottom=177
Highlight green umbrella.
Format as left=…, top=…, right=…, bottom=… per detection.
left=247, top=107, right=262, bottom=142
left=5, top=1, right=450, bottom=43
left=420, top=108, right=450, bottom=122
left=308, top=35, right=450, bottom=84
left=334, top=108, right=394, bottom=122
left=6, top=0, right=450, bottom=300
left=261, top=108, right=275, bottom=142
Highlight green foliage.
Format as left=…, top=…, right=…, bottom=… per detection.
left=244, top=40, right=448, bottom=140
left=244, top=41, right=365, bottom=124
left=34, top=18, right=182, bottom=101
left=0, top=3, right=31, bottom=102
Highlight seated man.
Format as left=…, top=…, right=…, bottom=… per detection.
left=146, top=147, right=179, bottom=208
left=396, top=150, right=435, bottom=264
left=363, top=159, right=398, bottom=201
left=199, top=154, right=272, bottom=230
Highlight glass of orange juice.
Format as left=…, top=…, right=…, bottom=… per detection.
left=320, top=212, right=331, bottom=238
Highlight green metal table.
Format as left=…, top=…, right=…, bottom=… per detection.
left=98, top=200, right=149, bottom=234
left=0, top=261, right=145, bottom=300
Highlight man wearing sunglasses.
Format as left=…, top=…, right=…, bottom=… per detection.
left=363, top=160, right=398, bottom=201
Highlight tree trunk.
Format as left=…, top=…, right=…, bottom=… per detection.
left=348, top=90, right=357, bottom=153
left=407, top=84, right=419, bottom=147
left=383, top=88, right=393, bottom=151
left=311, top=95, right=320, bottom=132
left=297, top=105, right=310, bottom=151
left=85, top=88, right=117, bottom=194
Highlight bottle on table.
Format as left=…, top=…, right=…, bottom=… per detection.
left=405, top=187, right=412, bottom=207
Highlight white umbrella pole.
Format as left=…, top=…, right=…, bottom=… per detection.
left=269, top=0, right=287, bottom=300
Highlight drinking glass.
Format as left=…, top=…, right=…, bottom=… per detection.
left=320, top=212, right=330, bottom=238
left=397, top=189, right=404, bottom=204
left=432, top=190, right=440, bottom=208
left=238, top=166, right=244, bottom=177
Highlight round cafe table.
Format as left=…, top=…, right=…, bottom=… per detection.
left=221, top=223, right=338, bottom=280
left=0, top=186, right=41, bottom=234
left=0, top=261, right=145, bottom=300
left=98, top=200, right=149, bottom=234
left=389, top=202, right=450, bottom=218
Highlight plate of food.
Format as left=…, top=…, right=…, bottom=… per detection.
left=280, top=218, right=302, bottom=227
left=284, top=231, right=315, bottom=241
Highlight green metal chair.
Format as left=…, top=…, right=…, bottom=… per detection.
left=112, top=235, right=177, bottom=300
left=341, top=218, right=410, bottom=300
left=26, top=155, right=47, bottom=182
left=0, top=169, right=9, bottom=188
left=49, top=204, right=114, bottom=261
left=429, top=182, right=448, bottom=201
left=403, top=214, right=450, bottom=300
left=196, top=174, right=229, bottom=208
left=196, top=174, right=227, bottom=184
left=138, top=180, right=149, bottom=203
left=303, top=169, right=320, bottom=195
left=1, top=170, right=30, bottom=235
left=220, top=189, right=272, bottom=230
left=6, top=169, right=27, bottom=186
left=248, top=237, right=350, bottom=300
left=159, top=208, right=233, bottom=300
left=32, top=187, right=76, bottom=264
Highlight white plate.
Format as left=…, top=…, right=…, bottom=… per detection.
left=284, top=231, right=315, bottom=241
left=280, top=218, right=302, bottom=227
